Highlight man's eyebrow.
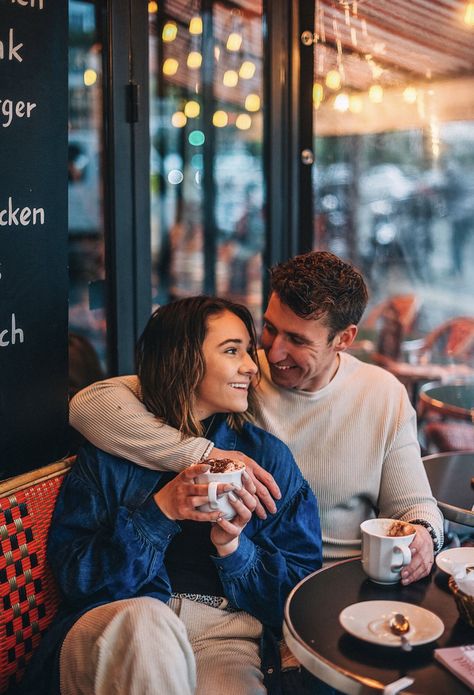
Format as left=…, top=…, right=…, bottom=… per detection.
left=263, top=317, right=310, bottom=343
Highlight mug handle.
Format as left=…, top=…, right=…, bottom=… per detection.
left=207, top=481, right=219, bottom=510
left=392, top=544, right=411, bottom=572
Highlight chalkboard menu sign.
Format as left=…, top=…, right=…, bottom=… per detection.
left=0, top=1, right=69, bottom=477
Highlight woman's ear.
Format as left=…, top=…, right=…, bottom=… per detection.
left=334, top=325, right=358, bottom=352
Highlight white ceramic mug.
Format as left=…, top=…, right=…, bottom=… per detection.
left=196, top=467, right=245, bottom=520
left=360, top=518, right=416, bottom=584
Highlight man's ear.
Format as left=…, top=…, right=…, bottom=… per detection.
left=334, top=325, right=358, bottom=351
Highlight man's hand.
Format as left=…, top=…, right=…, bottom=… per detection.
left=210, top=447, right=281, bottom=519
left=401, top=525, right=434, bottom=585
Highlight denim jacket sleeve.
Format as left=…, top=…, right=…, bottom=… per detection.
left=211, top=478, right=322, bottom=629
left=47, top=446, right=180, bottom=607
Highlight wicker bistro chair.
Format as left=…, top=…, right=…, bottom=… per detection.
left=0, top=458, right=74, bottom=693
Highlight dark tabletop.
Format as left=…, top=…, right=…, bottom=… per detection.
left=422, top=452, right=474, bottom=526
left=419, top=381, right=474, bottom=421
left=284, top=558, right=473, bottom=694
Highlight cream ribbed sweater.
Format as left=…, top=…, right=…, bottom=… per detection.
left=70, top=351, right=443, bottom=561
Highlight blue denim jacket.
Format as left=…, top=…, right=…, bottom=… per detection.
left=18, top=417, right=322, bottom=695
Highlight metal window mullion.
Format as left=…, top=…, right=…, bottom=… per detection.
left=104, top=0, right=151, bottom=374
left=202, top=0, right=217, bottom=296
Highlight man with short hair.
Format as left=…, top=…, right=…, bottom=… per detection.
left=70, top=251, right=443, bottom=583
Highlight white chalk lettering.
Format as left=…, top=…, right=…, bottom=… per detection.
left=0, top=197, right=45, bottom=227
left=11, top=0, right=44, bottom=8
left=0, top=99, right=37, bottom=128
left=0, top=314, right=24, bottom=347
left=0, top=29, right=23, bottom=63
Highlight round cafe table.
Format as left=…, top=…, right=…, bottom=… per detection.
left=419, top=380, right=474, bottom=422
left=283, top=558, right=473, bottom=694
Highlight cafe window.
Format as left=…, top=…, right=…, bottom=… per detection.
left=68, top=0, right=107, bottom=375
left=148, top=0, right=265, bottom=328
left=312, top=1, right=474, bottom=336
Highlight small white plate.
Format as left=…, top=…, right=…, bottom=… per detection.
left=339, top=600, right=444, bottom=647
left=436, top=547, right=474, bottom=576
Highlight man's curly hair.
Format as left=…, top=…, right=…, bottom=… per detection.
left=269, top=251, right=368, bottom=339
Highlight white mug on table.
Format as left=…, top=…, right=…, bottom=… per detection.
left=360, top=518, right=415, bottom=584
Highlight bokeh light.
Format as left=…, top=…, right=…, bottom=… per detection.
left=189, top=130, right=205, bottom=146
left=184, top=100, right=200, bottom=118
left=213, top=111, right=228, bottom=127
left=236, top=114, right=252, bottom=130
left=171, top=111, right=187, bottom=128
left=245, top=94, right=260, bottom=112
left=83, top=69, right=97, bottom=86
left=162, top=22, right=177, bottom=42
left=163, top=58, right=179, bottom=76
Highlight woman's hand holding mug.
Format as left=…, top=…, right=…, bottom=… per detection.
left=154, top=462, right=233, bottom=522
left=210, top=471, right=258, bottom=556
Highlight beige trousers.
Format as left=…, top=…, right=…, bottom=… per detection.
left=59, top=596, right=265, bottom=695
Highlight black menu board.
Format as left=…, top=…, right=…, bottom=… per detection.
left=0, top=0, right=69, bottom=477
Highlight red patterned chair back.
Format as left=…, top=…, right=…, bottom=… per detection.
left=0, top=458, right=74, bottom=693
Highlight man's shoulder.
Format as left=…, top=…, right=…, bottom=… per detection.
left=341, top=352, right=406, bottom=390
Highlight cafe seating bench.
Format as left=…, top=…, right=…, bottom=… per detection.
left=0, top=458, right=74, bottom=693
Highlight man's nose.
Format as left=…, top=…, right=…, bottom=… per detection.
left=266, top=334, right=287, bottom=362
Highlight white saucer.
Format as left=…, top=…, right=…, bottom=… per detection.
left=339, top=600, right=444, bottom=647
left=436, top=547, right=474, bottom=576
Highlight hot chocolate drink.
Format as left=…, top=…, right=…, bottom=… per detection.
left=386, top=520, right=416, bottom=537
left=203, top=458, right=245, bottom=474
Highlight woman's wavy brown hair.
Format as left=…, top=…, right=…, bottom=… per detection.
left=136, top=296, right=260, bottom=437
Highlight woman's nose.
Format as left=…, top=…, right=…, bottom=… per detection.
left=241, top=352, right=258, bottom=375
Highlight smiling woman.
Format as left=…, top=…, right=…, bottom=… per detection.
left=21, top=295, right=322, bottom=695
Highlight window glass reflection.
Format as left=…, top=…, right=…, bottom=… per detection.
left=68, top=0, right=107, bottom=372
left=312, top=1, right=474, bottom=336
left=149, top=0, right=264, bottom=326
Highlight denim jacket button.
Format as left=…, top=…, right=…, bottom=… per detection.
left=267, top=667, right=274, bottom=674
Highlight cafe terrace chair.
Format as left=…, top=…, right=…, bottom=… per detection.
left=0, top=458, right=74, bottom=693
left=417, top=318, right=474, bottom=453
left=349, top=293, right=421, bottom=364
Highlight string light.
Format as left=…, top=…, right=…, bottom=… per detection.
left=403, top=86, right=417, bottom=104
left=148, top=1, right=158, bottom=14
left=239, top=61, right=256, bottom=79
left=171, top=111, right=187, bottom=128
left=189, top=16, right=203, bottom=34
left=334, top=93, right=349, bottom=112
left=226, top=32, right=242, bottom=51
left=236, top=114, right=251, bottom=130
left=187, top=51, right=202, bottom=69
left=223, top=70, right=239, bottom=87
left=163, top=58, right=179, bottom=76
left=213, top=111, right=228, bottom=127
left=184, top=101, right=200, bottom=118
left=464, top=2, right=474, bottom=25
left=313, top=82, right=324, bottom=108
left=162, top=22, right=177, bottom=42
left=368, top=85, right=384, bottom=103
left=325, top=70, right=342, bottom=90
left=349, top=94, right=363, bottom=113
left=83, top=69, right=97, bottom=86
left=245, top=94, right=260, bottom=112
